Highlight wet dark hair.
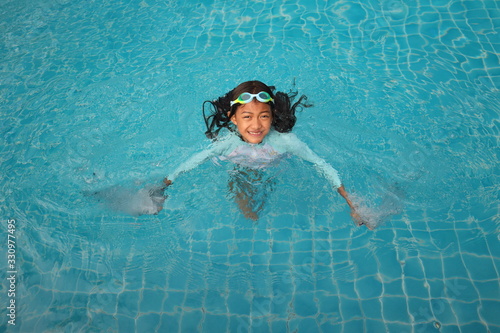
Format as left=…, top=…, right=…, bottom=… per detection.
left=203, top=80, right=312, bottom=140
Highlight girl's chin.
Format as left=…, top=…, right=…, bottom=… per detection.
left=245, top=139, right=263, bottom=144
left=244, top=135, right=264, bottom=143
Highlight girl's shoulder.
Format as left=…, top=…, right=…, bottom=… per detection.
left=266, top=130, right=300, bottom=144
left=265, top=130, right=305, bottom=154
left=208, top=131, right=244, bottom=152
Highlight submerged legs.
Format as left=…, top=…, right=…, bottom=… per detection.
left=228, top=167, right=273, bottom=221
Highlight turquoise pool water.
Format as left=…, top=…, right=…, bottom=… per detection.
left=0, top=0, right=498, bottom=332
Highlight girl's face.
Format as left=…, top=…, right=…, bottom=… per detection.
left=230, top=100, right=272, bottom=144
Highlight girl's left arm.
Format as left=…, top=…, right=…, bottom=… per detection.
left=280, top=133, right=342, bottom=187
left=337, top=185, right=371, bottom=229
left=281, top=133, right=370, bottom=228
left=337, top=185, right=355, bottom=209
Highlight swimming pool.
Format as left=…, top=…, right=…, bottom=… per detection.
left=0, top=0, right=498, bottom=332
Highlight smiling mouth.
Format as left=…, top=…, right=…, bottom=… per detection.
left=248, top=132, right=263, bottom=136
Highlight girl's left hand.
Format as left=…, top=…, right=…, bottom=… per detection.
left=337, top=186, right=374, bottom=230
left=350, top=208, right=373, bottom=230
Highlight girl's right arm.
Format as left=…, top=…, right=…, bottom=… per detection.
left=162, top=148, right=217, bottom=188
left=162, top=136, right=235, bottom=187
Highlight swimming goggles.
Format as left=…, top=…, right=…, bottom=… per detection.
left=230, top=91, right=274, bottom=106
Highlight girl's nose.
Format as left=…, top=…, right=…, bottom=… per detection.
left=250, top=117, right=262, bottom=128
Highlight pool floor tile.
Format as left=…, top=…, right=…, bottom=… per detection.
left=462, top=254, right=497, bottom=281
left=479, top=300, right=500, bottom=326
left=355, top=275, right=383, bottom=299
left=158, top=313, right=180, bottom=332
left=443, top=255, right=470, bottom=279
left=227, top=292, right=251, bottom=315
left=382, top=296, right=411, bottom=322
left=293, top=293, right=318, bottom=317
left=117, top=291, right=139, bottom=317
left=136, top=312, right=161, bottom=332
left=201, top=314, right=229, bottom=333
left=340, top=297, right=363, bottom=321
left=180, top=310, right=203, bottom=332
left=430, top=298, right=458, bottom=325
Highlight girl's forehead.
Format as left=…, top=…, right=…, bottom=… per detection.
left=236, top=100, right=271, bottom=113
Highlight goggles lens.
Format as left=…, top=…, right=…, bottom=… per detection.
left=230, top=91, right=274, bottom=106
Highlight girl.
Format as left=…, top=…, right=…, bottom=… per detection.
left=160, top=80, right=368, bottom=227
